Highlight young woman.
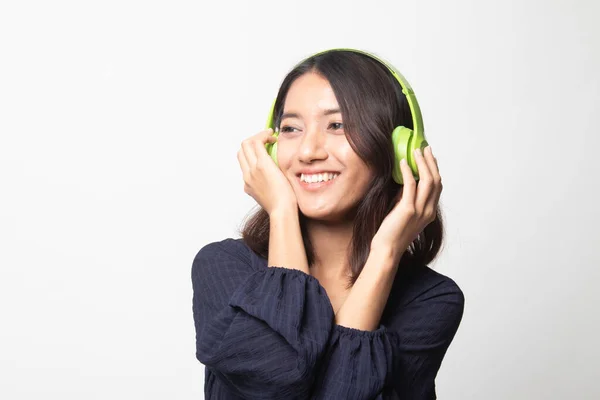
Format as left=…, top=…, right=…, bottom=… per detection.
left=192, top=49, right=465, bottom=399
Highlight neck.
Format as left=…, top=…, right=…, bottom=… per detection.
left=304, top=217, right=354, bottom=280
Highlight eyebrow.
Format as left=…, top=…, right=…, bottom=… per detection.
left=280, top=108, right=341, bottom=120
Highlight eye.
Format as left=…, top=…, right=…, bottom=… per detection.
left=280, top=125, right=300, bottom=134
left=329, top=122, right=344, bottom=130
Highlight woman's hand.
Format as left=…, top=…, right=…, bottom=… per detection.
left=237, top=128, right=298, bottom=215
left=371, top=146, right=443, bottom=262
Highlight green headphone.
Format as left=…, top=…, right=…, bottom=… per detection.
left=264, top=48, right=429, bottom=185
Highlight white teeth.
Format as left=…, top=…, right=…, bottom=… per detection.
left=300, top=173, right=339, bottom=183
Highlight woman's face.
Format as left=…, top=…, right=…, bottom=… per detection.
left=276, top=71, right=374, bottom=222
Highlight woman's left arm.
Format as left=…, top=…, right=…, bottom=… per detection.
left=309, top=259, right=465, bottom=399
left=333, top=145, right=443, bottom=332
left=334, top=245, right=402, bottom=330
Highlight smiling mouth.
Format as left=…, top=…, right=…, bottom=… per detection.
left=296, top=173, right=340, bottom=191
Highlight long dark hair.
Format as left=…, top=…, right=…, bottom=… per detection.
left=238, top=50, right=445, bottom=288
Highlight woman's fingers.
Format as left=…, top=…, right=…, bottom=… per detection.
left=236, top=128, right=297, bottom=214
left=399, top=158, right=416, bottom=210
left=426, top=147, right=443, bottom=215
left=413, top=147, right=434, bottom=214
left=241, top=137, right=257, bottom=168
left=239, top=128, right=278, bottom=191
left=258, top=128, right=276, bottom=144
left=426, top=147, right=441, bottom=184
left=241, top=129, right=275, bottom=169
left=237, top=147, right=249, bottom=177
left=253, top=129, right=277, bottom=163
left=418, top=146, right=442, bottom=222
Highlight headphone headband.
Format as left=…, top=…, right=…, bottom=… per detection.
left=266, top=48, right=424, bottom=137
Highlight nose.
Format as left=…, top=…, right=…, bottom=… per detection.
left=297, top=125, right=328, bottom=163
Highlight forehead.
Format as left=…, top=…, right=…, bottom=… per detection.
left=284, top=72, right=339, bottom=110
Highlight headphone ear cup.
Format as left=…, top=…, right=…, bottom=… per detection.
left=391, top=126, right=414, bottom=185
left=392, top=126, right=429, bottom=185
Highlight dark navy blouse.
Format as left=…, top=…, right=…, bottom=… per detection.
left=191, top=237, right=464, bottom=399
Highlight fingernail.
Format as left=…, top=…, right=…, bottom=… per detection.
left=414, top=148, right=422, bottom=157
left=400, top=158, right=406, bottom=165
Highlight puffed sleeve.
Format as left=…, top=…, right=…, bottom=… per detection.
left=309, top=278, right=465, bottom=400
left=191, top=239, right=335, bottom=400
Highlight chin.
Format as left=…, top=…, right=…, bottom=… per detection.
left=298, top=202, right=348, bottom=223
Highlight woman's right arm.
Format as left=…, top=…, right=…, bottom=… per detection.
left=191, top=236, right=334, bottom=400
left=268, top=206, right=309, bottom=274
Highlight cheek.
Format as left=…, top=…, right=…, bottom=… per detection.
left=347, top=170, right=373, bottom=196
left=275, top=142, right=294, bottom=170
left=345, top=164, right=375, bottom=198
left=341, top=151, right=372, bottom=180
left=335, top=142, right=368, bottom=171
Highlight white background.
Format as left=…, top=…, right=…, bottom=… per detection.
left=1, top=0, right=599, bottom=399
